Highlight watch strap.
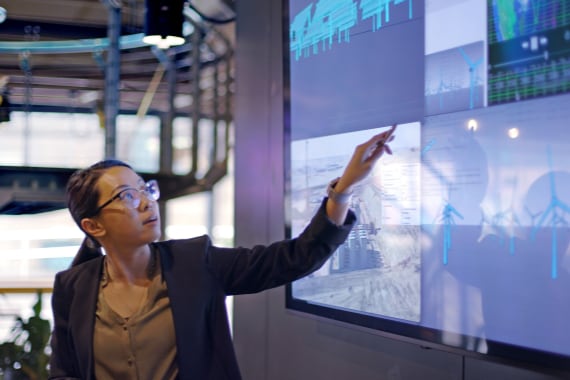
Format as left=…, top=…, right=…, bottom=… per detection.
left=327, top=177, right=353, bottom=204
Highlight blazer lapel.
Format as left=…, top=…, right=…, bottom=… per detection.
left=69, top=257, right=103, bottom=379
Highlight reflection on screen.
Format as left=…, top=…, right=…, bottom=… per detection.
left=286, top=0, right=570, bottom=366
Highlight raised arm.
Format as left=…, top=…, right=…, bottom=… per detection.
left=325, top=126, right=396, bottom=225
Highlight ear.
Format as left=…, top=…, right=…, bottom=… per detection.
left=80, top=217, right=106, bottom=238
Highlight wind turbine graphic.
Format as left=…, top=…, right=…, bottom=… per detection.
left=531, top=146, right=570, bottom=279
left=440, top=199, right=464, bottom=265
left=421, top=139, right=436, bottom=156
left=458, top=46, right=483, bottom=109
left=421, top=137, right=465, bottom=263
left=524, top=204, right=542, bottom=227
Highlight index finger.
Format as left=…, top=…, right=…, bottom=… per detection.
left=370, top=124, right=397, bottom=146
left=379, top=124, right=397, bottom=143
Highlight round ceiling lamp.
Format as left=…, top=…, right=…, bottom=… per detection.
left=143, top=0, right=186, bottom=49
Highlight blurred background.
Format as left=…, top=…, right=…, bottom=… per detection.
left=0, top=1, right=236, bottom=371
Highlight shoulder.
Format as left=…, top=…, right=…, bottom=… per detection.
left=54, top=256, right=103, bottom=287
left=153, top=235, right=215, bottom=264
left=153, top=236, right=226, bottom=287
left=154, top=235, right=212, bottom=253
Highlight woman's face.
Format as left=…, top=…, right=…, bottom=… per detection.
left=92, top=165, right=162, bottom=248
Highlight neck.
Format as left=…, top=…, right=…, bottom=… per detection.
left=105, top=245, right=155, bottom=285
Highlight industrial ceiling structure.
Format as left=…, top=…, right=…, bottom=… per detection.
left=0, top=0, right=236, bottom=214
left=0, top=0, right=235, bottom=115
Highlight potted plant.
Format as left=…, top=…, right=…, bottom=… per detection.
left=0, top=291, right=51, bottom=380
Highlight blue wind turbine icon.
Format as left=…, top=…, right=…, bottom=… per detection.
left=531, top=146, right=570, bottom=279
left=458, top=46, right=483, bottom=109
left=441, top=200, right=464, bottom=265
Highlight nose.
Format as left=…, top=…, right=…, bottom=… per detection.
left=138, top=190, right=155, bottom=210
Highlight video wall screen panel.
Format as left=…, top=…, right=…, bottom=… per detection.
left=285, top=0, right=570, bottom=371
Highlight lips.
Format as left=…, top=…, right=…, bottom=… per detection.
left=143, top=215, right=158, bottom=225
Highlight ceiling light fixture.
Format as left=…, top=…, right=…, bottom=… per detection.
left=143, top=0, right=186, bottom=49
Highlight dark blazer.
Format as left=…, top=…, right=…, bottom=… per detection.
left=49, top=201, right=355, bottom=380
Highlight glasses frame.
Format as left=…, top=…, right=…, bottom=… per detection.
left=91, top=179, right=159, bottom=216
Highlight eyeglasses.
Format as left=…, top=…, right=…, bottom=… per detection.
left=92, top=180, right=160, bottom=216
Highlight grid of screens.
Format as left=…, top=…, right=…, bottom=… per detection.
left=285, top=0, right=570, bottom=370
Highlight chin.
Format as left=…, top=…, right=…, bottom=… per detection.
left=142, top=224, right=162, bottom=243
left=150, top=226, right=162, bottom=241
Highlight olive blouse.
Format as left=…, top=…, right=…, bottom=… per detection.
left=93, top=254, right=178, bottom=379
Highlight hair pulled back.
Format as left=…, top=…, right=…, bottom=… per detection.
left=66, top=159, right=132, bottom=267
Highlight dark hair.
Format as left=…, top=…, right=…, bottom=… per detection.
left=66, top=159, right=132, bottom=267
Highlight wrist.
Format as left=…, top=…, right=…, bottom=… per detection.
left=327, top=177, right=353, bottom=204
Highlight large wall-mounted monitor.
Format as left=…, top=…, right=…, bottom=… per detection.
left=284, top=0, right=570, bottom=372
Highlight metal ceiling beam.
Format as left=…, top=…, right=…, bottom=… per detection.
left=103, top=4, right=121, bottom=158
left=0, top=33, right=148, bottom=54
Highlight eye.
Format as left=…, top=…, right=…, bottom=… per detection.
left=119, top=189, right=137, bottom=202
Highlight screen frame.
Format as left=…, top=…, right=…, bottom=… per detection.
left=282, top=0, right=570, bottom=374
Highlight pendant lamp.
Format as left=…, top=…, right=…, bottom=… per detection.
left=143, top=0, right=186, bottom=49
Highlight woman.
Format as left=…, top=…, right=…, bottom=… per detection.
left=48, top=131, right=395, bottom=380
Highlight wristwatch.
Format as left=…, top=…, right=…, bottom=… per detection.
left=326, top=177, right=353, bottom=204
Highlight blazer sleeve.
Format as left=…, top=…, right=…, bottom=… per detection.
left=206, top=198, right=356, bottom=295
left=48, top=272, right=81, bottom=380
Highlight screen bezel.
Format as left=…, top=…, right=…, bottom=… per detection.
left=282, top=0, right=570, bottom=374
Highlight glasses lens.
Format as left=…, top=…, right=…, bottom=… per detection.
left=121, top=189, right=141, bottom=209
left=146, top=180, right=160, bottom=201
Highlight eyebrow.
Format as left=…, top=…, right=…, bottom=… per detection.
left=109, top=184, right=131, bottom=197
left=108, top=177, right=145, bottom=195
left=112, top=179, right=141, bottom=192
